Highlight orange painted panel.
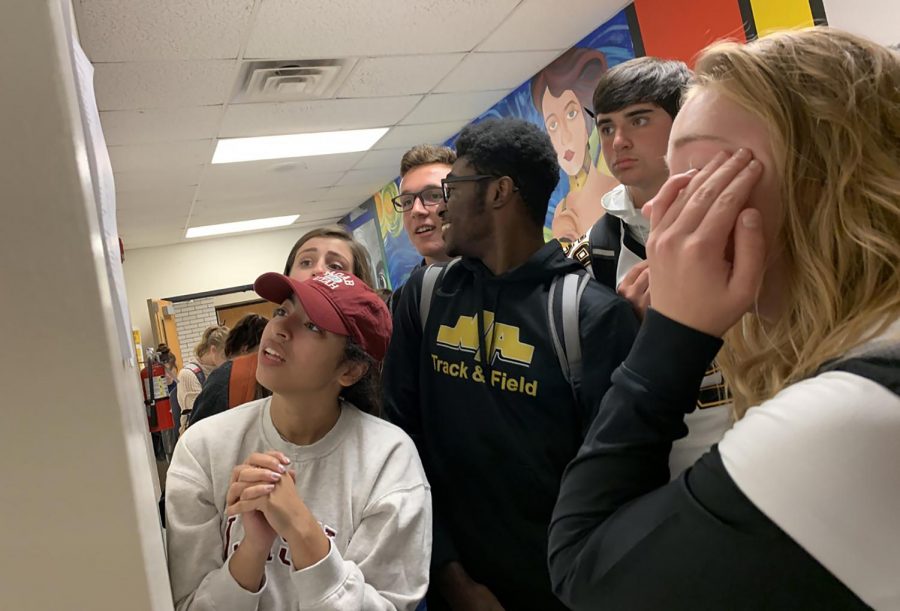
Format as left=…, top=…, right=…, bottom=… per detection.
left=633, top=0, right=748, bottom=66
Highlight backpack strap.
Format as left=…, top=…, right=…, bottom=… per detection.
left=587, top=215, right=623, bottom=291
left=548, top=270, right=590, bottom=402
left=228, top=352, right=259, bottom=409
left=817, top=350, right=900, bottom=397
left=185, top=363, right=207, bottom=387
left=419, top=258, right=460, bottom=331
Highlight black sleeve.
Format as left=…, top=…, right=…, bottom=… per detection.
left=576, top=287, right=640, bottom=433
left=548, top=310, right=868, bottom=610
left=381, top=268, right=459, bottom=571
left=188, top=362, right=231, bottom=427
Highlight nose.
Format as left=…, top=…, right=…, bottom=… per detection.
left=410, top=195, right=429, bottom=217
left=269, top=316, right=290, bottom=341
left=560, top=120, right=572, bottom=145
left=613, top=129, right=631, bottom=151
left=310, top=260, right=329, bottom=276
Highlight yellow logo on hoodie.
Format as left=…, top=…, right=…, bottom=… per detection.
left=436, top=311, right=534, bottom=367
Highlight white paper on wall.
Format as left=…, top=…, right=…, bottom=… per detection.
left=62, top=6, right=137, bottom=367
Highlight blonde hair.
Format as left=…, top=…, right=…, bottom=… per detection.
left=194, top=325, right=229, bottom=359
left=689, top=28, right=900, bottom=418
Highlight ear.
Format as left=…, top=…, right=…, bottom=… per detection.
left=489, top=176, right=518, bottom=211
left=337, top=358, right=369, bottom=388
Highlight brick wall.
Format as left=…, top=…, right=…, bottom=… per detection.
left=174, top=297, right=219, bottom=360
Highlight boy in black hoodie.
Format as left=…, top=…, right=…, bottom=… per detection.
left=383, top=118, right=638, bottom=610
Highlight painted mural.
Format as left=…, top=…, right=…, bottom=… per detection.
left=457, top=10, right=635, bottom=242
left=341, top=0, right=827, bottom=290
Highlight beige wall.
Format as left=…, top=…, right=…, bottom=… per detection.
left=123, top=226, right=314, bottom=345
left=0, top=2, right=171, bottom=609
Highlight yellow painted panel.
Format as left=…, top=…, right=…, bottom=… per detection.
left=750, top=0, right=815, bottom=36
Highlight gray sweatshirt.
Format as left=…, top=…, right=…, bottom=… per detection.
left=166, top=397, right=432, bottom=610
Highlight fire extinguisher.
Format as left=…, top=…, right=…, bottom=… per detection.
left=141, top=349, right=175, bottom=432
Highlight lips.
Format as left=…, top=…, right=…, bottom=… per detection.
left=260, top=345, right=285, bottom=365
left=614, top=158, right=637, bottom=169
left=564, top=150, right=575, bottom=162
left=414, top=224, right=435, bottom=235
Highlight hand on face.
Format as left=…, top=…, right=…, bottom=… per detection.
left=643, top=149, right=766, bottom=337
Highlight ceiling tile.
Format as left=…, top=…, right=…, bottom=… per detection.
left=336, top=168, right=398, bottom=190
left=196, top=165, right=348, bottom=201
left=435, top=51, right=561, bottom=92
left=336, top=54, right=464, bottom=98
left=115, top=187, right=198, bottom=211
left=401, top=91, right=507, bottom=125
left=245, top=0, right=520, bottom=58
left=120, top=226, right=189, bottom=249
left=100, top=107, right=222, bottom=145
left=317, top=184, right=385, bottom=203
left=114, top=165, right=204, bottom=192
left=188, top=202, right=304, bottom=225
left=203, top=153, right=365, bottom=183
left=107, top=140, right=215, bottom=174
left=353, top=147, right=409, bottom=171
left=219, top=96, right=421, bottom=138
left=93, top=61, right=238, bottom=111
left=373, top=120, right=468, bottom=149
left=119, top=208, right=189, bottom=228
left=74, top=0, right=256, bottom=61
left=477, top=0, right=623, bottom=52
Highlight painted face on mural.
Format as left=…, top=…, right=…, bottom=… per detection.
left=541, top=88, right=588, bottom=176
left=439, top=158, right=493, bottom=259
left=399, top=163, right=451, bottom=261
left=597, top=102, right=673, bottom=190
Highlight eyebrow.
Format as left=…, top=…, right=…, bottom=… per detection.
left=670, top=133, right=734, bottom=149
left=400, top=184, right=441, bottom=194
left=597, top=107, right=655, bottom=125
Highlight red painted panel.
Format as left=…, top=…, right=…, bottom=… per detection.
left=633, top=0, right=747, bottom=66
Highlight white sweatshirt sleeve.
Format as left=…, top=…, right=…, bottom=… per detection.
left=290, top=484, right=432, bottom=611
left=166, top=438, right=265, bottom=611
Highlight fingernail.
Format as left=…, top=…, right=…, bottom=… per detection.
left=736, top=148, right=751, bottom=160
left=270, top=471, right=282, bottom=481
left=264, top=485, right=275, bottom=492
left=281, top=455, right=291, bottom=465
left=748, top=159, right=761, bottom=171
left=685, top=168, right=699, bottom=176
left=742, top=209, right=761, bottom=228
left=276, top=464, right=286, bottom=473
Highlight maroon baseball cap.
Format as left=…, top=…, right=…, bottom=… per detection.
left=254, top=271, right=392, bottom=361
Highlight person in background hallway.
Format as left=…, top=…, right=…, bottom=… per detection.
left=177, top=325, right=228, bottom=433
left=188, top=314, right=268, bottom=428
left=388, top=145, right=456, bottom=312
left=166, top=270, right=431, bottom=610
left=567, top=56, right=731, bottom=477
left=207, top=225, right=377, bottom=428
left=384, top=118, right=638, bottom=610
left=549, top=28, right=900, bottom=610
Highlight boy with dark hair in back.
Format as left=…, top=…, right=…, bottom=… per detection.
left=569, top=56, right=732, bottom=476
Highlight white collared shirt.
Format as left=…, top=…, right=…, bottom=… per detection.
left=601, top=185, right=651, bottom=288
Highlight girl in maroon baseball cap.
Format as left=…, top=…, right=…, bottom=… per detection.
left=165, top=271, right=431, bottom=610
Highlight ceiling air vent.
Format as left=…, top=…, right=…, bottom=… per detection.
left=231, top=59, right=356, bottom=103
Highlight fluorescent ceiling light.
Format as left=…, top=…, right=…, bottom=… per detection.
left=211, top=127, right=389, bottom=164
left=185, top=214, right=299, bottom=238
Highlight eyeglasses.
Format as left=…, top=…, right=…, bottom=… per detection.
left=440, top=174, right=506, bottom=202
left=391, top=187, right=445, bottom=213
